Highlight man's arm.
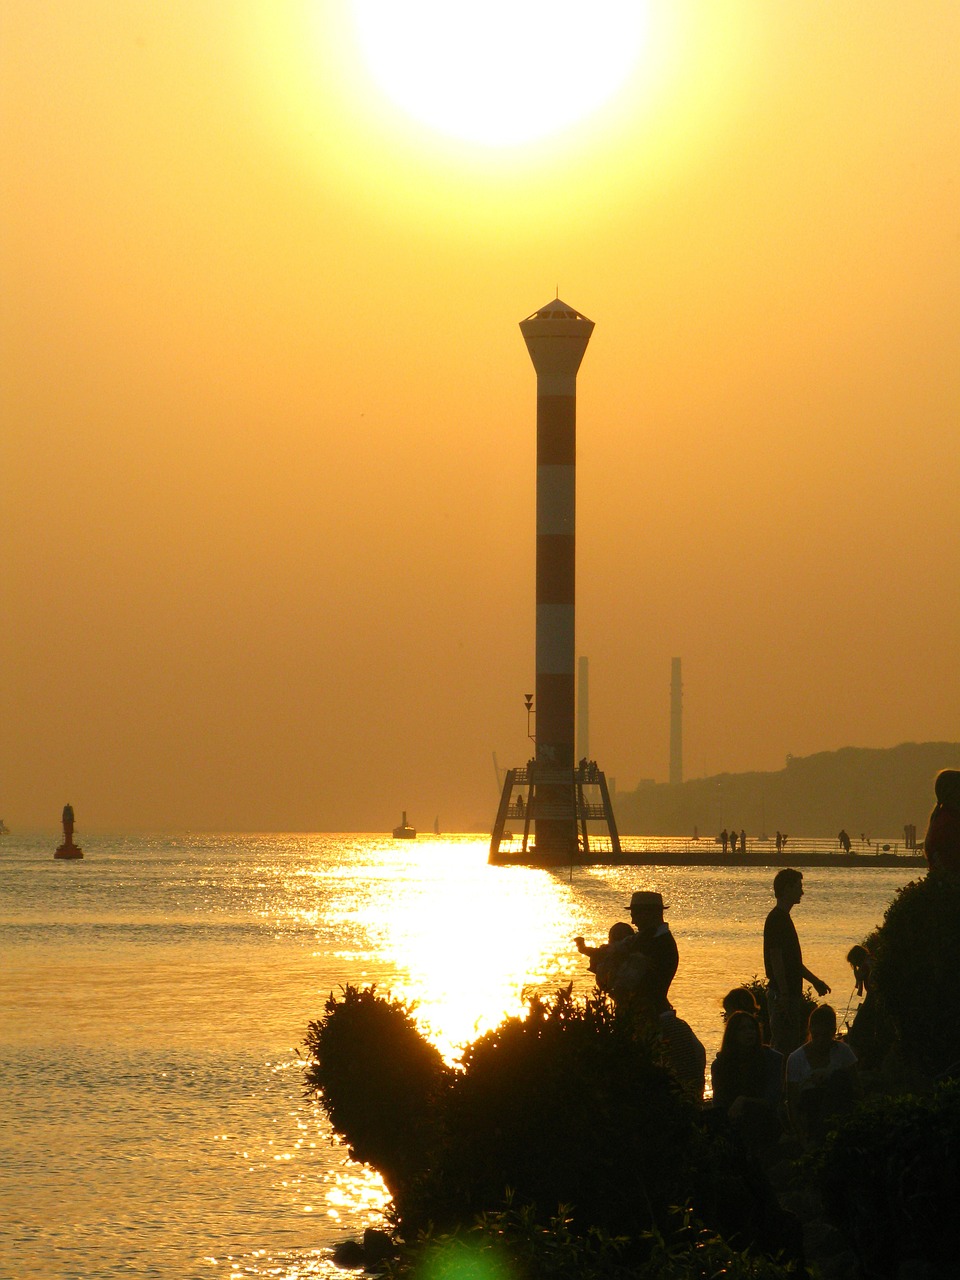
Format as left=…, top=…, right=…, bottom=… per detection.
left=769, top=947, right=790, bottom=997
left=801, top=964, right=830, bottom=997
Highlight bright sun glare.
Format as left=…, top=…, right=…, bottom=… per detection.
left=348, top=1, right=649, bottom=146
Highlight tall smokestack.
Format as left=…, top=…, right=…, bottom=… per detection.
left=520, top=299, right=593, bottom=856
left=670, top=657, right=683, bottom=786
left=577, top=655, right=589, bottom=762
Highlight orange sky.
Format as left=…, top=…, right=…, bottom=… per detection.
left=2, top=3, right=958, bottom=833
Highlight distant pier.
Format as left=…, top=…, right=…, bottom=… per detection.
left=491, top=835, right=925, bottom=870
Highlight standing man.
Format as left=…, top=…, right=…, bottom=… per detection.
left=763, top=868, right=830, bottom=1054
left=610, top=890, right=679, bottom=1011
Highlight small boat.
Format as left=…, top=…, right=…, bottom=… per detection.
left=392, top=811, right=416, bottom=840
left=0, top=818, right=8, bottom=836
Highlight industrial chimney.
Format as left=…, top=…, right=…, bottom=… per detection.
left=670, top=657, right=683, bottom=786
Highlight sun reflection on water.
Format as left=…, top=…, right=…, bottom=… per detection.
left=329, top=839, right=582, bottom=1058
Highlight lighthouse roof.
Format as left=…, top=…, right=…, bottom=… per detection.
left=522, top=298, right=592, bottom=323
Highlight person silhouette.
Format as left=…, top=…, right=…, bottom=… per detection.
left=574, top=921, right=635, bottom=993
left=608, top=891, right=679, bottom=1012
left=763, top=868, right=831, bottom=1055
left=923, top=769, right=960, bottom=873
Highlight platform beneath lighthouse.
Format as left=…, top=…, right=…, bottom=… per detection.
left=489, top=761, right=621, bottom=866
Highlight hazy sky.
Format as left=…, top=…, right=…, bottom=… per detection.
left=3, top=3, right=958, bottom=833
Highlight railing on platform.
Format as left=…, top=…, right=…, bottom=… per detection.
left=492, top=832, right=923, bottom=861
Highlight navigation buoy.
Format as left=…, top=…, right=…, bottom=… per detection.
left=54, top=802, right=83, bottom=859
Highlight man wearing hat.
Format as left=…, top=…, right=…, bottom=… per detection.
left=609, top=890, right=679, bottom=1011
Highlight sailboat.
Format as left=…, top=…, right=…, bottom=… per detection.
left=433, top=815, right=440, bottom=836
left=0, top=818, right=8, bottom=836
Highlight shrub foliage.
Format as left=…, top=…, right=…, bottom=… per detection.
left=303, top=985, right=449, bottom=1197
left=304, top=985, right=697, bottom=1237
left=872, top=871, right=960, bottom=1077
left=814, top=1081, right=960, bottom=1279
left=421, top=987, right=695, bottom=1234
left=384, top=1203, right=800, bottom=1280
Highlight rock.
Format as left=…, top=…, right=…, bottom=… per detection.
left=332, top=1239, right=366, bottom=1269
left=362, top=1228, right=394, bottom=1266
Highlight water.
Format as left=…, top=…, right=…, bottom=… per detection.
left=0, top=832, right=919, bottom=1278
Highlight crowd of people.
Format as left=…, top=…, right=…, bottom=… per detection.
left=571, top=769, right=960, bottom=1152
left=573, top=867, right=865, bottom=1154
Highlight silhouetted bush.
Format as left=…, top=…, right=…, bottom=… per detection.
left=813, top=1081, right=960, bottom=1279
left=417, top=987, right=695, bottom=1236
left=303, top=985, right=802, bottom=1265
left=304, top=987, right=697, bottom=1237
left=302, top=985, right=449, bottom=1197
left=872, top=872, right=960, bottom=1078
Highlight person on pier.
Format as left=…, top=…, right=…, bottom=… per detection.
left=763, top=869, right=830, bottom=1055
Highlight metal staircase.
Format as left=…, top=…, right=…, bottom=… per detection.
left=489, top=761, right=621, bottom=865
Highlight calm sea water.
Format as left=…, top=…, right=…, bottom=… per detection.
left=1, top=832, right=920, bottom=1279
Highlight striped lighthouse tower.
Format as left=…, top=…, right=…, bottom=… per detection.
left=489, top=300, right=620, bottom=865
left=523, top=299, right=592, bottom=854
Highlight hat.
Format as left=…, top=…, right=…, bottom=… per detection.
left=627, top=890, right=667, bottom=913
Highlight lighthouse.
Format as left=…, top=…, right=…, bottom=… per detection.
left=490, top=299, right=620, bottom=864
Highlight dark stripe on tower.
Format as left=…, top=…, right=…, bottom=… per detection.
left=536, top=398, right=576, bottom=464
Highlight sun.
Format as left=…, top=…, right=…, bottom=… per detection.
left=347, top=1, right=650, bottom=147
